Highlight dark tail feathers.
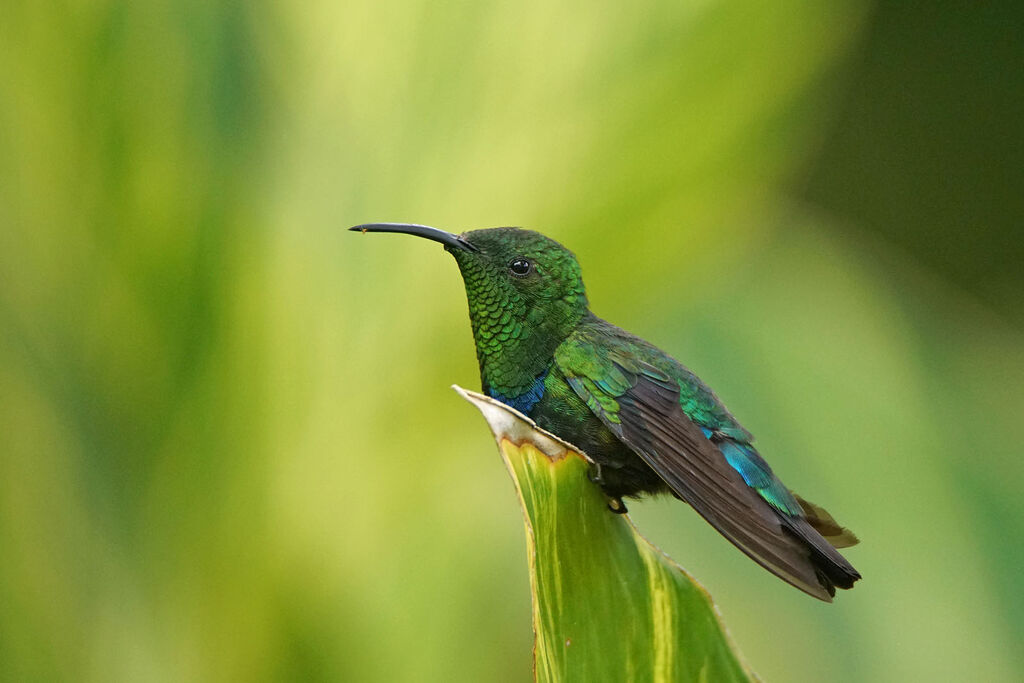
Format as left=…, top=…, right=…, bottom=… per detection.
left=785, top=495, right=861, bottom=597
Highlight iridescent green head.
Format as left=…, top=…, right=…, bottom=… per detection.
left=350, top=223, right=590, bottom=393
left=449, top=227, right=587, bottom=320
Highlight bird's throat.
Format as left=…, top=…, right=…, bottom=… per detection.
left=468, top=298, right=561, bottom=399
left=454, top=260, right=585, bottom=400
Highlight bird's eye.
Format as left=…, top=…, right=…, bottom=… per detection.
left=509, top=258, right=532, bottom=276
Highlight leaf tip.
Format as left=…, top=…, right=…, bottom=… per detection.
left=452, top=384, right=587, bottom=462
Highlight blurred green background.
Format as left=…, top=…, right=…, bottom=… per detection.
left=2, top=1, right=1022, bottom=681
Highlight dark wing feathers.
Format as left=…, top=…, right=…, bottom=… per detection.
left=557, top=332, right=860, bottom=601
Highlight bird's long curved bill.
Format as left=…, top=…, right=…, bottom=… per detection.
left=348, top=222, right=478, bottom=252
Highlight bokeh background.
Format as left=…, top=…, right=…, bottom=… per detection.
left=2, top=1, right=1022, bottom=681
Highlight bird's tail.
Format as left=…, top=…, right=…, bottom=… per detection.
left=794, top=494, right=860, bottom=549
left=782, top=497, right=861, bottom=595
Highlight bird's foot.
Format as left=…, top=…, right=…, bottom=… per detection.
left=587, top=462, right=628, bottom=513
left=607, top=497, right=629, bottom=515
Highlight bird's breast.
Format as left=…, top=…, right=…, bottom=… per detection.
left=486, top=369, right=548, bottom=415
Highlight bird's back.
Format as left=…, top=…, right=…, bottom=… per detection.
left=568, top=315, right=752, bottom=440
left=543, top=313, right=860, bottom=599
left=531, top=314, right=752, bottom=500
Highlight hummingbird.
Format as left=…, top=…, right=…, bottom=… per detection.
left=350, top=222, right=860, bottom=601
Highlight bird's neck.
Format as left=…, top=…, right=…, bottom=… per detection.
left=451, top=249, right=588, bottom=399
left=467, top=299, right=586, bottom=399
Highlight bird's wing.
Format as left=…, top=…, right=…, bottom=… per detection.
left=555, top=328, right=852, bottom=601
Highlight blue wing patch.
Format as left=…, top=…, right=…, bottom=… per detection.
left=698, top=428, right=802, bottom=517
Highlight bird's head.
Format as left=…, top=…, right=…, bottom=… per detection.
left=451, top=226, right=587, bottom=312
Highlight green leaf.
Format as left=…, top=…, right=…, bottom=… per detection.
left=455, top=386, right=756, bottom=683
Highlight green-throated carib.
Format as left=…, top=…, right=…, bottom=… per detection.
left=351, top=222, right=860, bottom=601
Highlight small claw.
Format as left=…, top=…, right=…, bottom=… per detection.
left=607, top=497, right=628, bottom=515
left=586, top=462, right=627, bottom=513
